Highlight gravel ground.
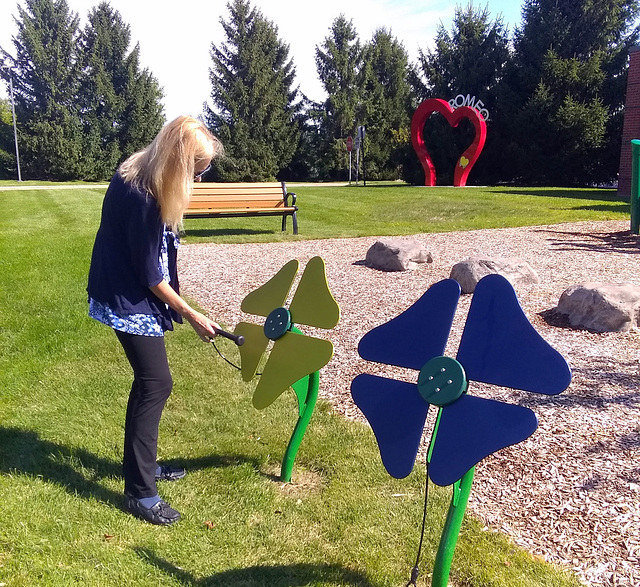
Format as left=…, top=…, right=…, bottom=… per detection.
left=179, top=220, right=639, bottom=587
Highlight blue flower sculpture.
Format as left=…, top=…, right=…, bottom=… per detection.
left=351, top=274, right=572, bottom=487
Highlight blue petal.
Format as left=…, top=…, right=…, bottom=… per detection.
left=358, top=279, right=460, bottom=370
left=456, top=274, right=571, bottom=394
left=429, top=394, right=538, bottom=486
left=351, top=373, right=429, bottom=478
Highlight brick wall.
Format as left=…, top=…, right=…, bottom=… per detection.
left=618, top=46, right=640, bottom=197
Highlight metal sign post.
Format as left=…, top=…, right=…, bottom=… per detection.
left=346, top=136, right=353, bottom=184
left=354, top=135, right=361, bottom=184
left=359, top=126, right=366, bottom=186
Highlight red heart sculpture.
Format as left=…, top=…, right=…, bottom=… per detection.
left=410, top=98, right=487, bottom=187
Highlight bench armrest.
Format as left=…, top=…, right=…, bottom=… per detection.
left=281, top=181, right=296, bottom=206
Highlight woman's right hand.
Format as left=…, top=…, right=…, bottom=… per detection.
left=149, top=281, right=220, bottom=342
left=186, top=310, right=221, bottom=342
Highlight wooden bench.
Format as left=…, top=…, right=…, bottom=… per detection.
left=184, top=181, right=298, bottom=234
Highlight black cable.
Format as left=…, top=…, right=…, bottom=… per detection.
left=210, top=338, right=261, bottom=376
left=210, top=339, right=241, bottom=371
left=405, top=434, right=434, bottom=586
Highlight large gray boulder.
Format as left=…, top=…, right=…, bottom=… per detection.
left=365, top=238, right=433, bottom=271
left=556, top=282, right=640, bottom=332
left=449, top=256, right=540, bottom=294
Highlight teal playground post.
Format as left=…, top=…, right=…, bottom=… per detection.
left=631, top=139, right=640, bottom=235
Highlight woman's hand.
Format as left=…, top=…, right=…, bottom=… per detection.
left=149, top=281, right=220, bottom=342
left=185, top=310, right=221, bottom=342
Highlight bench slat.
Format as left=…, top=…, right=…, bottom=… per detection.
left=191, top=187, right=284, bottom=196
left=189, top=195, right=286, bottom=205
left=186, top=207, right=295, bottom=214
left=192, top=181, right=282, bottom=190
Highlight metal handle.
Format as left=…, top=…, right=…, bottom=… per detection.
left=213, top=328, right=245, bottom=346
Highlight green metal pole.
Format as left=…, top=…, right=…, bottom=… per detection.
left=631, top=139, right=640, bottom=235
left=431, top=467, right=475, bottom=587
left=280, top=370, right=319, bottom=482
left=279, top=325, right=320, bottom=483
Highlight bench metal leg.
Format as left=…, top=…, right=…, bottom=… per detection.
left=281, top=212, right=298, bottom=235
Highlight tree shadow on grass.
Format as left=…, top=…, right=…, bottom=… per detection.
left=0, top=426, right=260, bottom=510
left=134, top=547, right=377, bottom=587
left=0, top=426, right=123, bottom=507
left=495, top=188, right=622, bottom=202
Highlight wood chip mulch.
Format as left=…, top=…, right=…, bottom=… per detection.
left=179, top=220, right=640, bottom=587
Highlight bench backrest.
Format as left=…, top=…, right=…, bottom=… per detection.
left=188, top=182, right=287, bottom=210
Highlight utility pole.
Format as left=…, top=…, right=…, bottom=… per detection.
left=1, top=64, right=22, bottom=182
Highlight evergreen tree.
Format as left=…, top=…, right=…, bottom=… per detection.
left=79, top=2, right=164, bottom=180
left=411, top=3, right=510, bottom=184
left=204, top=0, right=301, bottom=181
left=315, top=15, right=363, bottom=179
left=506, top=0, right=639, bottom=185
left=358, top=28, right=412, bottom=180
left=119, top=67, right=164, bottom=158
left=278, top=99, right=323, bottom=181
left=1, top=0, right=83, bottom=180
left=0, top=98, right=16, bottom=179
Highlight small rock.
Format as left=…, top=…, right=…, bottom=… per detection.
left=450, top=256, right=539, bottom=293
left=365, top=238, right=433, bottom=271
left=556, top=282, right=640, bottom=332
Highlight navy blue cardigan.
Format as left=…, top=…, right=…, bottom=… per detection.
left=87, top=173, right=182, bottom=331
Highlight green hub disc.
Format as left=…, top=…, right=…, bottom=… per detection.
left=417, top=356, right=468, bottom=406
left=264, top=307, right=291, bottom=340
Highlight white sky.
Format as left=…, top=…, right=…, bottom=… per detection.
left=1, top=0, right=523, bottom=121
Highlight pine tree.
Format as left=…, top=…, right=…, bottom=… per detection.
left=315, top=15, right=362, bottom=179
left=506, top=0, right=639, bottom=184
left=411, top=3, right=510, bottom=184
left=119, top=67, right=164, bottom=158
left=0, top=99, right=16, bottom=179
left=204, top=0, right=301, bottom=181
left=79, top=2, right=164, bottom=180
left=358, top=28, right=412, bottom=180
left=1, top=0, right=84, bottom=180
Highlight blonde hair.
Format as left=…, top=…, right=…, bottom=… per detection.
left=119, top=116, right=222, bottom=229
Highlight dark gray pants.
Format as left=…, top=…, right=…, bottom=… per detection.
left=115, top=330, right=173, bottom=499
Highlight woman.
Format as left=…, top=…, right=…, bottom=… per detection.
left=87, top=116, right=223, bottom=525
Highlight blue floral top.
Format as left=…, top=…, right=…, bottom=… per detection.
left=89, top=228, right=178, bottom=337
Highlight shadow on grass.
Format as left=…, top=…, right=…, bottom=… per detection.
left=0, top=427, right=261, bottom=509
left=135, top=547, right=377, bottom=586
left=0, top=426, right=123, bottom=507
left=570, top=204, right=630, bottom=213
left=495, top=188, right=622, bottom=201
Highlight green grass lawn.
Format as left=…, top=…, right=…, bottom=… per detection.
left=0, top=183, right=616, bottom=586
left=181, top=183, right=628, bottom=243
